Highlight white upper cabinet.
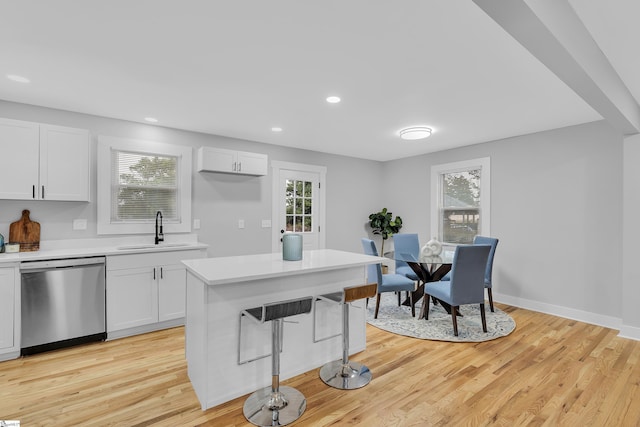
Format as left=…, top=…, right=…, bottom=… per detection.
left=0, top=118, right=90, bottom=201
left=197, top=146, right=268, bottom=176
left=0, top=119, right=40, bottom=200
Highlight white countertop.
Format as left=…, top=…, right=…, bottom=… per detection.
left=182, top=249, right=384, bottom=286
left=0, top=235, right=208, bottom=265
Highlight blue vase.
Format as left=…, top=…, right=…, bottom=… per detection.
left=282, top=233, right=303, bottom=261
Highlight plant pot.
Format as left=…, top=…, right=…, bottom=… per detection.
left=381, top=265, right=389, bottom=274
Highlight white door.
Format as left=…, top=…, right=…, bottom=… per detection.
left=272, top=161, right=326, bottom=252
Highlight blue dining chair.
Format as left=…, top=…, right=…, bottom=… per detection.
left=423, top=245, right=491, bottom=336
left=393, top=233, right=420, bottom=282
left=440, top=235, right=499, bottom=312
left=361, top=238, right=416, bottom=318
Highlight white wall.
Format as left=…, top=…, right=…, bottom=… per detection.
left=0, top=100, right=385, bottom=256
left=383, top=120, right=624, bottom=328
left=2, top=100, right=632, bottom=332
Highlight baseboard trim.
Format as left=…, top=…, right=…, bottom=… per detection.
left=107, top=318, right=184, bottom=340
left=618, top=324, right=640, bottom=341
left=494, top=292, right=623, bottom=332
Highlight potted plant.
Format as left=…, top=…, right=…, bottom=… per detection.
left=368, top=208, right=403, bottom=271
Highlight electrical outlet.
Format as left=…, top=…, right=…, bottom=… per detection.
left=238, top=219, right=245, bottom=229
left=73, top=219, right=87, bottom=230
left=193, top=219, right=201, bottom=229
left=261, top=219, right=272, bottom=228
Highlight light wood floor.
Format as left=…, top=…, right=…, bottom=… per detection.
left=2, top=304, right=640, bottom=426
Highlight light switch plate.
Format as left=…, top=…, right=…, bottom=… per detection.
left=193, top=219, right=201, bottom=229
left=261, top=219, right=272, bottom=228
left=238, top=219, right=245, bottom=229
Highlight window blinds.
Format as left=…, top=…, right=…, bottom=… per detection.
left=111, top=150, right=179, bottom=222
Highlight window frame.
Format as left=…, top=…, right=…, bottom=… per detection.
left=430, top=157, right=491, bottom=244
left=97, top=135, right=192, bottom=235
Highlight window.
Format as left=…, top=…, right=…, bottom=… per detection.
left=431, top=157, right=490, bottom=245
left=97, top=136, right=192, bottom=235
left=285, top=179, right=313, bottom=232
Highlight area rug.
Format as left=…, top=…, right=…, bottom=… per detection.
left=366, top=293, right=516, bottom=342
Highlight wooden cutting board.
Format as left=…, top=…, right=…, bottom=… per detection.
left=9, top=209, right=40, bottom=252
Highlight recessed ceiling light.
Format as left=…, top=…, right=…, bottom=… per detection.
left=399, top=126, right=432, bottom=140
left=144, top=117, right=158, bottom=123
left=7, top=74, right=30, bottom=83
left=326, top=96, right=341, bottom=104
left=271, top=127, right=283, bottom=132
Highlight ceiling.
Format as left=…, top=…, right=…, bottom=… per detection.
left=0, top=1, right=637, bottom=161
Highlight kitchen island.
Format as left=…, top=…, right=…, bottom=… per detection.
left=182, top=249, right=383, bottom=410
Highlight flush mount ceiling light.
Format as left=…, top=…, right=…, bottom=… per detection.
left=144, top=117, right=158, bottom=123
left=7, top=74, right=30, bottom=83
left=271, top=127, right=283, bottom=132
left=326, top=96, right=341, bottom=104
left=399, top=126, right=432, bottom=140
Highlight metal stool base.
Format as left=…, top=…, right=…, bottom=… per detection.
left=243, top=385, right=306, bottom=426
left=319, top=360, right=372, bottom=390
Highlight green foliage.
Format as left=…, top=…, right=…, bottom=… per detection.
left=443, top=169, right=480, bottom=207
left=368, top=208, right=403, bottom=255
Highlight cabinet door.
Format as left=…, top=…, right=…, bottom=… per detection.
left=107, top=267, right=158, bottom=331
left=158, top=264, right=187, bottom=322
left=237, top=151, right=268, bottom=176
left=197, top=147, right=235, bottom=173
left=0, top=267, right=15, bottom=350
left=40, top=124, right=90, bottom=201
left=0, top=118, right=39, bottom=200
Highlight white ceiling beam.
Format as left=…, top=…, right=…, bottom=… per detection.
left=473, top=0, right=640, bottom=135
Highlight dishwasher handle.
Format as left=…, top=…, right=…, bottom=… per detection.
left=20, top=257, right=106, bottom=271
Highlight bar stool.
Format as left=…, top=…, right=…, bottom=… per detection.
left=317, top=282, right=377, bottom=390
left=241, top=296, right=313, bottom=427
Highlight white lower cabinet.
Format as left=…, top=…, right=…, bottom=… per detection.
left=106, top=249, right=206, bottom=338
left=0, top=266, right=19, bottom=360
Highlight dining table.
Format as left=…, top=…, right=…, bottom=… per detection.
left=394, top=250, right=455, bottom=318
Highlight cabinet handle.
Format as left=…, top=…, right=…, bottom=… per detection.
left=32, top=185, right=35, bottom=199
left=232, top=161, right=237, bottom=172
left=238, top=162, right=241, bottom=172
left=160, top=267, right=163, bottom=279
left=153, top=267, right=156, bottom=280
left=42, top=185, right=45, bottom=199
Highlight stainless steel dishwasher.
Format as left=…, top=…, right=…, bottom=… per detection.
left=21, top=256, right=106, bottom=355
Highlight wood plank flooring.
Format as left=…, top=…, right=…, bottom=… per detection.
left=2, top=304, right=640, bottom=426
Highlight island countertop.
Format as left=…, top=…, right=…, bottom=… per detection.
left=182, top=249, right=384, bottom=286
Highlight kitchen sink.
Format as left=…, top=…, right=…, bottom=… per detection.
left=116, top=243, right=193, bottom=250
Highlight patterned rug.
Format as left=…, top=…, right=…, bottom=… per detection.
left=366, top=292, right=516, bottom=342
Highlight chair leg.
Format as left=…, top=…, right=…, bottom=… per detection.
left=410, top=292, right=415, bottom=317
left=480, top=303, right=487, bottom=333
left=487, top=288, right=494, bottom=312
left=451, top=306, right=458, bottom=336
left=374, top=293, right=381, bottom=319
left=422, top=294, right=430, bottom=320
left=397, top=292, right=401, bottom=307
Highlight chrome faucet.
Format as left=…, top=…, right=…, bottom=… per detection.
left=155, top=211, right=164, bottom=245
